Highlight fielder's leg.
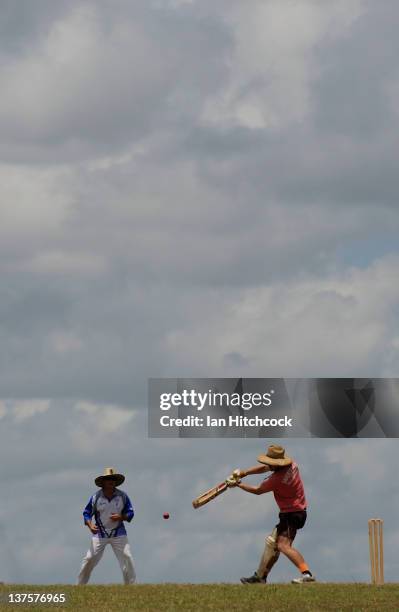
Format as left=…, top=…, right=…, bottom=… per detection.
left=110, top=536, right=136, bottom=584
left=77, top=537, right=107, bottom=585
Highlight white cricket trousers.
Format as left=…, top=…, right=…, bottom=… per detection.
left=78, top=536, right=136, bottom=584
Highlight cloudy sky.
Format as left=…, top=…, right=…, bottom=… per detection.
left=0, top=0, right=399, bottom=584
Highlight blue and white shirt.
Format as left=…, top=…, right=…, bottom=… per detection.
left=83, top=488, right=134, bottom=538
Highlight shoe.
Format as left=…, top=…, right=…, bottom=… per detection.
left=292, top=574, right=316, bottom=584
left=240, top=572, right=267, bottom=584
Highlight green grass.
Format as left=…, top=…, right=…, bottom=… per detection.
left=1, top=583, right=399, bottom=611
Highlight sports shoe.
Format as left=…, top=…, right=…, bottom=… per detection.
left=240, top=572, right=267, bottom=584
left=292, top=574, right=316, bottom=584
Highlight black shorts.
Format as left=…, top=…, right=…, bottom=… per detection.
left=276, top=510, right=307, bottom=540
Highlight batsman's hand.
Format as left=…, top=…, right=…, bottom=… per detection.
left=87, top=521, right=99, bottom=534
left=232, top=468, right=243, bottom=478
left=226, top=469, right=242, bottom=487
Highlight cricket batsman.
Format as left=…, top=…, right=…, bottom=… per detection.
left=230, top=445, right=315, bottom=584
left=77, top=467, right=136, bottom=584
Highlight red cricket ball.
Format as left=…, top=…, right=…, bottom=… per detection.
left=163, top=512, right=170, bottom=520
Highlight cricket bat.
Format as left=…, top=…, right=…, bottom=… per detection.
left=192, top=480, right=229, bottom=509
left=192, top=465, right=271, bottom=509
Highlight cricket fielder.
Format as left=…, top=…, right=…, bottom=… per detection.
left=231, top=445, right=315, bottom=584
left=77, top=467, right=136, bottom=585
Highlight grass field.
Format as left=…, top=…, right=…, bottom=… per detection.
left=1, top=583, right=399, bottom=611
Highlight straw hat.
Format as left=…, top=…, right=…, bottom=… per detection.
left=95, top=467, right=125, bottom=487
left=257, top=445, right=292, bottom=467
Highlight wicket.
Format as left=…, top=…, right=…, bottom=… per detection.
left=368, top=518, right=384, bottom=585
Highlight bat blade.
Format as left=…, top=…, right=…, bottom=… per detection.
left=192, top=481, right=228, bottom=509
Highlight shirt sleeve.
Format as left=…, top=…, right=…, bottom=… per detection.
left=258, top=473, right=277, bottom=493
left=123, top=494, right=134, bottom=522
left=83, top=496, right=94, bottom=524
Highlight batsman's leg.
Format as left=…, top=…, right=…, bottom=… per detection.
left=257, top=528, right=280, bottom=579
left=110, top=536, right=136, bottom=584
left=77, top=537, right=107, bottom=585
left=276, top=534, right=305, bottom=568
left=241, top=528, right=280, bottom=584
left=276, top=534, right=315, bottom=582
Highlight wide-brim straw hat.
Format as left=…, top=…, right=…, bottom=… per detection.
left=95, top=467, right=125, bottom=487
left=257, top=445, right=292, bottom=467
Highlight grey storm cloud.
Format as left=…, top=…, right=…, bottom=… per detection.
left=0, top=0, right=398, bottom=395
left=0, top=0, right=399, bottom=586
left=0, top=0, right=231, bottom=161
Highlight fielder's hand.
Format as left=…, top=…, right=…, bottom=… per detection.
left=87, top=521, right=99, bottom=534
left=110, top=513, right=123, bottom=522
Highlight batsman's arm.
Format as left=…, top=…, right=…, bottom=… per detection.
left=236, top=482, right=264, bottom=495
left=238, top=464, right=270, bottom=478
left=237, top=473, right=274, bottom=495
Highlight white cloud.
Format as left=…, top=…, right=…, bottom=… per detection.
left=0, top=165, right=69, bottom=242
left=0, top=402, right=7, bottom=419
left=50, top=331, right=83, bottom=354
left=325, top=440, right=386, bottom=481
left=12, top=400, right=50, bottom=423
left=29, top=251, right=106, bottom=276
left=165, top=256, right=399, bottom=377
left=0, top=2, right=198, bottom=156
left=71, top=402, right=136, bottom=453
left=29, top=469, right=89, bottom=487
left=202, top=0, right=365, bottom=129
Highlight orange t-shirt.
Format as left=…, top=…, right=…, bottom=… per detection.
left=259, top=462, right=307, bottom=513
